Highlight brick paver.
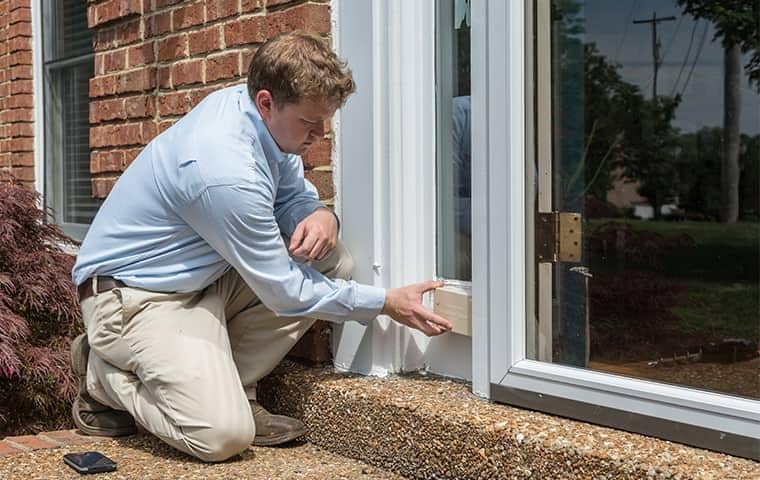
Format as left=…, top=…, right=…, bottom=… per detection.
left=0, top=442, right=22, bottom=457
left=3, top=435, right=57, bottom=451
left=0, top=429, right=113, bottom=457
left=39, top=429, right=97, bottom=446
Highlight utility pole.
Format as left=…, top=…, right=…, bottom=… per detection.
left=633, top=12, right=676, bottom=101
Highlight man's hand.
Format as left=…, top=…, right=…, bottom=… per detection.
left=381, top=280, right=453, bottom=336
left=289, top=208, right=338, bottom=261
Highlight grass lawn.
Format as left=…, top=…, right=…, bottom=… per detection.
left=671, top=281, right=759, bottom=340
left=588, top=218, right=759, bottom=340
left=593, top=218, right=759, bottom=249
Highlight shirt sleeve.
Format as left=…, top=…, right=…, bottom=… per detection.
left=177, top=179, right=385, bottom=324
left=273, top=154, right=328, bottom=237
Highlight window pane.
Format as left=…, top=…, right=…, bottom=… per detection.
left=437, top=0, right=472, bottom=281
left=44, top=0, right=92, bottom=62
left=43, top=0, right=100, bottom=230
left=531, top=0, right=760, bottom=400
left=55, top=62, right=99, bottom=224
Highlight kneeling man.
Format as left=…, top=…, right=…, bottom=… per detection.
left=70, top=31, right=452, bottom=462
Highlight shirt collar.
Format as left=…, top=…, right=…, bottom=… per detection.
left=238, top=85, right=289, bottom=161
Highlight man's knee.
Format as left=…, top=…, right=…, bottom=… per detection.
left=185, top=416, right=255, bottom=462
left=314, top=240, right=354, bottom=281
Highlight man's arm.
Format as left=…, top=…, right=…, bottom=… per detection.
left=178, top=180, right=384, bottom=323
left=177, top=180, right=452, bottom=336
left=274, top=155, right=340, bottom=261
left=273, top=156, right=328, bottom=235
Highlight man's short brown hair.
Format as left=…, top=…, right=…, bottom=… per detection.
left=247, top=31, right=355, bottom=108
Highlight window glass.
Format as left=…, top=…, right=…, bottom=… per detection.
left=43, top=0, right=101, bottom=231
left=531, top=0, right=760, bottom=400
left=45, top=0, right=91, bottom=61
left=437, top=0, right=472, bottom=281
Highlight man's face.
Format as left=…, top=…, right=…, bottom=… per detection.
left=255, top=90, right=336, bottom=155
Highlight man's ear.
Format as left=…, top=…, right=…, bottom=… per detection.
left=255, top=90, right=274, bottom=120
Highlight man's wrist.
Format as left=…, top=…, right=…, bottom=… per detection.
left=317, top=206, right=341, bottom=233
left=380, top=288, right=395, bottom=317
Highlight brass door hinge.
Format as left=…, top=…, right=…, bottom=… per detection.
left=536, top=212, right=582, bottom=263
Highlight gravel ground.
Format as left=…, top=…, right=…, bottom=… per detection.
left=0, top=435, right=406, bottom=480
left=258, top=361, right=760, bottom=480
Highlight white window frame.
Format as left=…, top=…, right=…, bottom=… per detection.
left=335, top=0, right=759, bottom=460
left=31, top=0, right=44, bottom=199
left=31, top=0, right=97, bottom=241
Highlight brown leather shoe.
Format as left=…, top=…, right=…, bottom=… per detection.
left=250, top=401, right=307, bottom=446
left=70, top=334, right=137, bottom=437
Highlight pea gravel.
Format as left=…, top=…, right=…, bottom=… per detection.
left=0, top=435, right=406, bottom=479
left=257, top=361, right=760, bottom=480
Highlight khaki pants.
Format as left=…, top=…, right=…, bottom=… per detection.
left=79, top=242, right=354, bottom=462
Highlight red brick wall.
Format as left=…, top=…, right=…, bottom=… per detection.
left=0, top=0, right=34, bottom=187
left=87, top=0, right=335, bottom=202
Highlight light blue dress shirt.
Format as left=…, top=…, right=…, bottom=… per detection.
left=72, top=84, right=386, bottom=324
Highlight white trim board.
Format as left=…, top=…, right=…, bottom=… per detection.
left=333, top=0, right=473, bottom=382
left=31, top=0, right=44, bottom=198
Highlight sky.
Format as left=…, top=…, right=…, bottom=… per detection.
left=583, top=0, right=759, bottom=135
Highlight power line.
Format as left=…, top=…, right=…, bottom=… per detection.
left=677, top=20, right=709, bottom=97
left=614, top=0, right=640, bottom=65
left=661, top=13, right=685, bottom=61
left=669, top=19, right=700, bottom=97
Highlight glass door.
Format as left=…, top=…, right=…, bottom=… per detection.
left=532, top=0, right=760, bottom=400
left=475, top=0, right=758, bottom=459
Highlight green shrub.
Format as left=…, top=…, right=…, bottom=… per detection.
left=0, top=180, right=82, bottom=436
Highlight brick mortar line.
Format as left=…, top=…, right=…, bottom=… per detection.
left=91, top=79, right=245, bottom=102
left=94, top=9, right=269, bottom=42
left=96, top=14, right=268, bottom=55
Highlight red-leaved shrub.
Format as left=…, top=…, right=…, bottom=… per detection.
left=0, top=180, right=82, bottom=436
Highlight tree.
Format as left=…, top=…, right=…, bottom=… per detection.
left=674, top=127, right=724, bottom=219
left=580, top=41, right=687, bottom=216
left=628, top=95, right=683, bottom=219
left=554, top=2, right=683, bottom=218
left=579, top=43, right=640, bottom=201
left=677, top=0, right=760, bottom=223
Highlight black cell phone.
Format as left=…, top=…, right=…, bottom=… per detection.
left=63, top=451, right=117, bottom=474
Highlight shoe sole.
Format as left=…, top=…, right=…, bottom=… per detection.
left=72, top=401, right=138, bottom=437
left=252, top=427, right=308, bottom=447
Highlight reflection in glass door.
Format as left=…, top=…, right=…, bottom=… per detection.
left=531, top=0, right=760, bottom=399
left=437, top=0, right=472, bottom=282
